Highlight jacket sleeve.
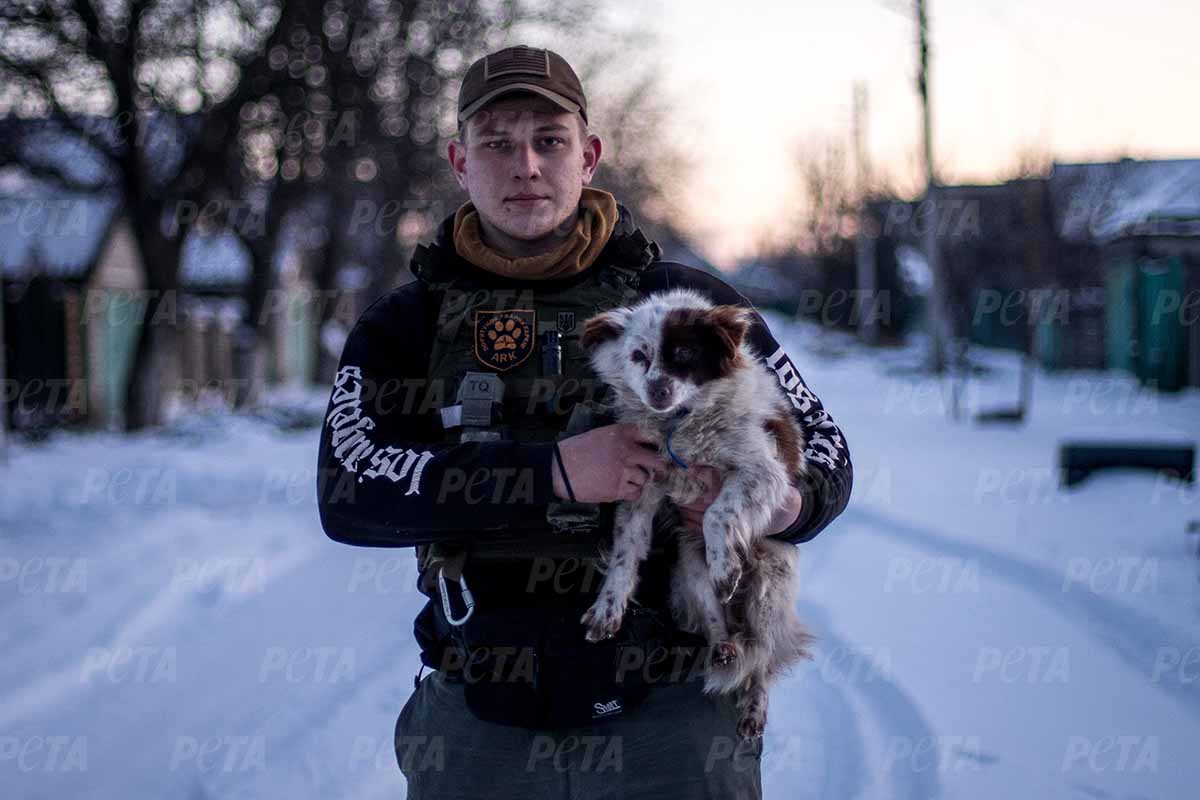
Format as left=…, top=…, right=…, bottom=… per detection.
left=317, top=284, right=557, bottom=548
left=658, top=264, right=853, bottom=544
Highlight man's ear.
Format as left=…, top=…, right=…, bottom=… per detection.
left=447, top=138, right=467, bottom=190
left=580, top=308, right=627, bottom=351
left=581, top=131, right=603, bottom=185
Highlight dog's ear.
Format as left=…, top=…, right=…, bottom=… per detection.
left=705, top=305, right=754, bottom=353
left=580, top=309, right=628, bottom=351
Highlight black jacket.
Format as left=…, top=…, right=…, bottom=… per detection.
left=317, top=205, right=853, bottom=611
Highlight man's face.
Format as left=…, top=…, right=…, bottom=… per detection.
left=448, top=95, right=602, bottom=247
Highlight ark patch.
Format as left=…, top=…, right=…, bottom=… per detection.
left=474, top=309, right=535, bottom=371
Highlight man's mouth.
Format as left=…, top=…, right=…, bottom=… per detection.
left=506, top=195, right=549, bottom=206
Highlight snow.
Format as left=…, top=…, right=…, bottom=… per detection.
left=2, top=314, right=1198, bottom=799
left=180, top=229, right=253, bottom=289
left=1050, top=159, right=1200, bottom=244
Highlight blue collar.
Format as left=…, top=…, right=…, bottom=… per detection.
left=664, top=406, right=692, bottom=469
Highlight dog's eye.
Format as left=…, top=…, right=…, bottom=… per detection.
left=631, top=350, right=649, bottom=366
left=672, top=346, right=695, bottom=362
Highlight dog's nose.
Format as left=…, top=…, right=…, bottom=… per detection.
left=647, top=378, right=672, bottom=407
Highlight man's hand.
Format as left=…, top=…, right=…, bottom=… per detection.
left=676, top=466, right=804, bottom=538
left=553, top=423, right=670, bottom=503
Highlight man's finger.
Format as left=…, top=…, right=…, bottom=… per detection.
left=626, top=445, right=666, bottom=471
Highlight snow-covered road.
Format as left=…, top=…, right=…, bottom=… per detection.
left=2, top=318, right=1197, bottom=799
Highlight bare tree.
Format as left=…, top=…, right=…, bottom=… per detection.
left=0, top=0, right=281, bottom=428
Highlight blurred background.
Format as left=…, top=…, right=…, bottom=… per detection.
left=1, top=1, right=1197, bottom=798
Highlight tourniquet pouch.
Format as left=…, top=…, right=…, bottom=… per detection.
left=450, top=604, right=670, bottom=730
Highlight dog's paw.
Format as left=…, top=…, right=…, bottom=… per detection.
left=710, top=641, right=741, bottom=667
left=710, top=562, right=742, bottom=604
left=581, top=600, right=623, bottom=642
left=737, top=712, right=766, bottom=740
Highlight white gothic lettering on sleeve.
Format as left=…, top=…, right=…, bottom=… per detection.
left=328, top=365, right=434, bottom=494
left=764, top=346, right=847, bottom=469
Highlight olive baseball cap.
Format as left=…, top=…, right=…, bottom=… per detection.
left=457, top=45, right=587, bottom=126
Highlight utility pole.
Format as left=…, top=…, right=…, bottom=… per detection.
left=852, top=81, right=878, bottom=345
left=916, top=0, right=949, bottom=374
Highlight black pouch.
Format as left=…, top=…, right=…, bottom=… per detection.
left=449, top=604, right=672, bottom=730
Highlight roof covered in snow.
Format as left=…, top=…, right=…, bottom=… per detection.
left=0, top=169, right=122, bottom=281
left=1049, top=158, right=1200, bottom=244
left=180, top=229, right=253, bottom=291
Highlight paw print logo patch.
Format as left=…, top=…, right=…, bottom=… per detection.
left=474, top=309, right=535, bottom=371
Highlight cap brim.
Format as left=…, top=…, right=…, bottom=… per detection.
left=458, top=84, right=582, bottom=125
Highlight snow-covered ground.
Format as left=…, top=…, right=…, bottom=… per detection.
left=2, top=316, right=1197, bottom=799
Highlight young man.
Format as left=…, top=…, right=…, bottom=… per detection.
left=318, top=45, right=852, bottom=799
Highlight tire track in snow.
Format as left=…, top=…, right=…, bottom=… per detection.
left=797, top=599, right=944, bottom=800
left=845, top=506, right=1200, bottom=720
left=763, top=640, right=869, bottom=800
left=0, top=539, right=323, bottom=729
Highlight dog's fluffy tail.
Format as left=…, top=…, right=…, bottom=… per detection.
left=704, top=539, right=815, bottom=695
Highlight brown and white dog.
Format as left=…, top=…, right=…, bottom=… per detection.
left=578, top=288, right=814, bottom=738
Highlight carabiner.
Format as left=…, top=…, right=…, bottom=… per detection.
left=437, top=565, right=475, bottom=626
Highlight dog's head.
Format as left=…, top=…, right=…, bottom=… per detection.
left=580, top=289, right=754, bottom=414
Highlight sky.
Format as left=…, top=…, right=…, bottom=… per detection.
left=576, top=0, right=1200, bottom=267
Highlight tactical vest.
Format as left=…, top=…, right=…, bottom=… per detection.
left=408, top=230, right=664, bottom=608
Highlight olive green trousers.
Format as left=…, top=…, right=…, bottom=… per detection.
left=395, top=670, right=763, bottom=799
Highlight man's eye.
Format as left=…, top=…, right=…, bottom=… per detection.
left=540, top=137, right=565, bottom=147
left=484, top=140, right=508, bottom=150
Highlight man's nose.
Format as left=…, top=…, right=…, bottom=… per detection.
left=511, top=142, right=541, bottom=180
